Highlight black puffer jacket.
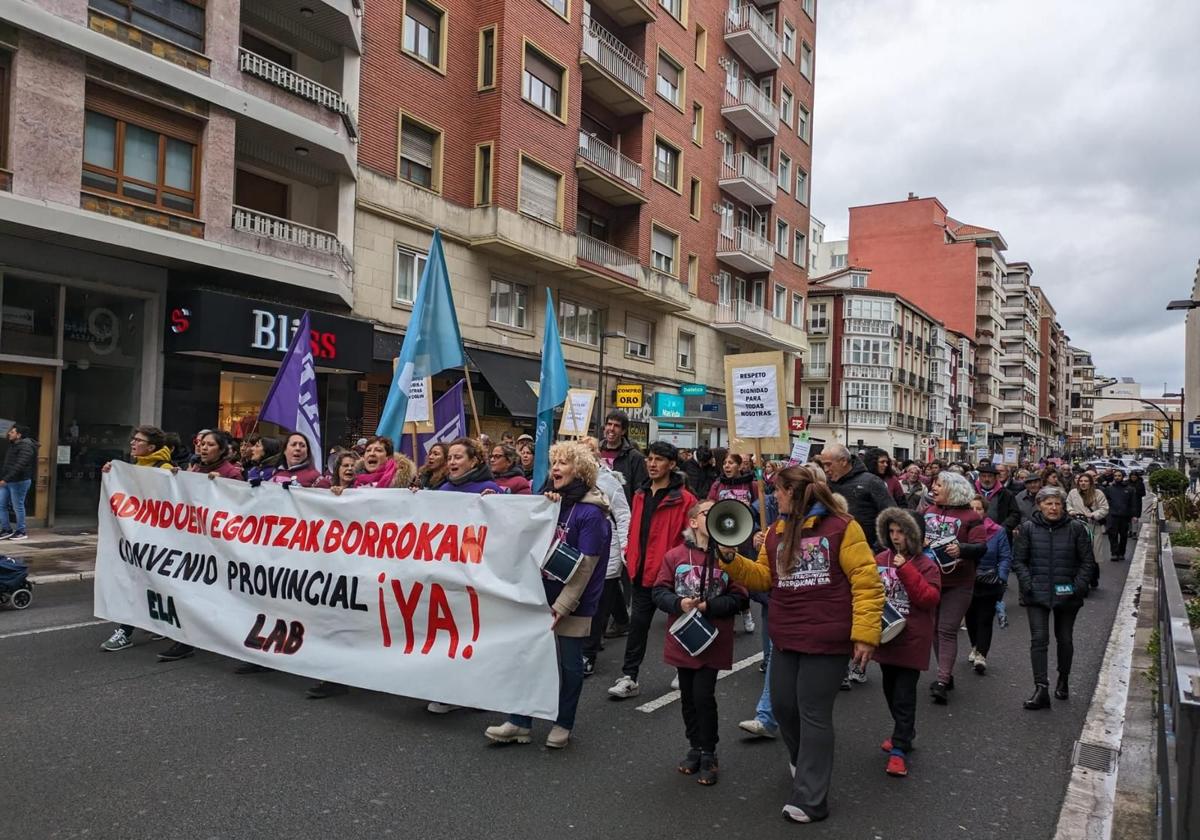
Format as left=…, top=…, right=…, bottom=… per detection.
left=1, top=436, right=38, bottom=483
left=1011, top=512, right=1096, bottom=609
left=1103, top=480, right=1138, bottom=519
left=600, top=437, right=648, bottom=505
left=830, top=458, right=897, bottom=551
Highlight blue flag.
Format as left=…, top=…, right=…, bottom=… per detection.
left=533, top=289, right=569, bottom=491
left=377, top=229, right=466, bottom=442
left=260, top=310, right=323, bottom=471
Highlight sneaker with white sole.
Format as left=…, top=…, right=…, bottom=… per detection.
left=782, top=805, right=811, bottom=823
left=738, top=719, right=777, bottom=738
left=545, top=725, right=570, bottom=749
left=484, top=722, right=531, bottom=744
left=100, top=628, right=132, bottom=652
left=427, top=702, right=461, bottom=714
left=973, top=654, right=987, bottom=674
left=670, top=674, right=680, bottom=690
left=743, top=611, right=756, bottom=634
left=8, top=532, right=28, bottom=541
left=967, top=648, right=979, bottom=665
left=607, top=675, right=640, bottom=699
left=0, top=530, right=14, bottom=540
left=846, top=664, right=868, bottom=684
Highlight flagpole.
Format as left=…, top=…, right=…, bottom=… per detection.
left=411, top=428, right=421, bottom=467
left=462, top=363, right=482, bottom=439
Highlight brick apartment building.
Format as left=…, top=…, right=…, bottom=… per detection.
left=350, top=0, right=817, bottom=447
left=0, top=0, right=367, bottom=526
left=1067, top=344, right=1096, bottom=453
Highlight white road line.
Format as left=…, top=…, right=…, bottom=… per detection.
left=635, top=650, right=765, bottom=713
left=0, top=619, right=107, bottom=641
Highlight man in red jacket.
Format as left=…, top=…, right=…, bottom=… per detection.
left=608, top=441, right=697, bottom=699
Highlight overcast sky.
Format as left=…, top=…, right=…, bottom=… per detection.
left=812, top=0, right=1200, bottom=392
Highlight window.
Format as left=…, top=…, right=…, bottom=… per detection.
left=474, top=143, right=493, bottom=206
left=478, top=26, right=496, bottom=89
left=850, top=272, right=867, bottom=289
left=809, top=301, right=828, bottom=328
left=523, top=44, right=565, bottom=120
left=773, top=284, right=787, bottom=320
left=795, top=167, right=809, bottom=204
left=780, top=88, right=793, bottom=127
left=653, top=137, right=681, bottom=190
left=803, top=0, right=815, bottom=18
left=559, top=299, right=600, bottom=346
left=89, top=0, right=205, bottom=51
left=808, top=388, right=825, bottom=412
left=691, top=102, right=703, bottom=145
left=577, top=207, right=608, bottom=239
left=846, top=381, right=892, bottom=412
left=489, top=276, right=529, bottom=328
left=830, top=252, right=847, bottom=269
left=656, top=51, right=683, bottom=108
left=81, top=91, right=200, bottom=216
left=694, top=24, right=707, bottom=68
left=399, top=115, right=441, bottom=190
left=626, top=315, right=652, bottom=359
left=792, top=292, right=804, bottom=326
left=721, top=135, right=734, bottom=166
left=846, top=338, right=893, bottom=366
left=809, top=341, right=827, bottom=368
left=687, top=254, right=699, bottom=292
left=540, top=0, right=567, bottom=16
left=783, top=21, right=796, bottom=61
left=689, top=177, right=701, bottom=219
left=678, top=331, right=694, bottom=370
left=778, top=152, right=792, bottom=190
left=519, top=156, right=562, bottom=225
left=793, top=230, right=806, bottom=265
left=0, top=53, right=9, bottom=168
left=797, top=104, right=810, bottom=142
left=403, top=0, right=444, bottom=70
left=395, top=246, right=428, bottom=304
left=651, top=225, right=679, bottom=275
left=242, top=31, right=292, bottom=68
left=775, top=219, right=789, bottom=256
left=659, top=0, right=682, bottom=22
left=800, top=42, right=813, bottom=79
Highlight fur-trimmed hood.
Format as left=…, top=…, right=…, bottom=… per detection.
left=876, top=507, right=923, bottom=557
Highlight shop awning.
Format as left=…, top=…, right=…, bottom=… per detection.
left=468, top=348, right=541, bottom=419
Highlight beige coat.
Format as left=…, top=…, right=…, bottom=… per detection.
left=1067, top=488, right=1110, bottom=564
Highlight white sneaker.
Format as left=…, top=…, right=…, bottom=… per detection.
left=670, top=674, right=680, bottom=690
left=974, top=654, right=987, bottom=674
left=968, top=648, right=979, bottom=665
left=607, top=675, right=640, bottom=699
left=743, top=611, right=757, bottom=634
left=847, top=664, right=868, bottom=684
left=738, top=719, right=777, bottom=738
left=484, top=722, right=531, bottom=744
left=100, top=629, right=131, bottom=652
left=782, top=805, right=811, bottom=823
left=545, top=725, right=571, bottom=749
left=426, top=701, right=461, bottom=714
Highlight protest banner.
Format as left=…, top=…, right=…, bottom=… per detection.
left=558, top=389, right=596, bottom=439
left=723, top=351, right=788, bottom=529
left=95, top=462, right=561, bottom=718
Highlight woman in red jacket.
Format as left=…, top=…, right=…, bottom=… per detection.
left=873, top=508, right=941, bottom=778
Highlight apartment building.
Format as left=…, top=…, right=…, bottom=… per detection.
left=991, top=263, right=1040, bottom=450
left=350, top=0, right=817, bottom=447
left=0, top=0, right=363, bottom=526
left=800, top=268, right=941, bottom=460
left=1031, top=288, right=1071, bottom=455
left=1094, top=409, right=1180, bottom=458
left=1067, top=344, right=1096, bottom=453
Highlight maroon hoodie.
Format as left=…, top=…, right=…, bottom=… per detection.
left=921, top=504, right=986, bottom=589
left=651, top=542, right=748, bottom=671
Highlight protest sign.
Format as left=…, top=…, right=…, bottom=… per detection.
left=95, top=463, right=561, bottom=718
left=723, top=351, right=789, bottom=455
left=558, top=389, right=596, bottom=438
left=790, top=432, right=812, bottom=464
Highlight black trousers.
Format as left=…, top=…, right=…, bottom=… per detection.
left=621, top=584, right=657, bottom=680
left=1027, top=603, right=1080, bottom=686
left=964, top=581, right=1006, bottom=657
left=678, top=666, right=719, bottom=753
left=1108, top=517, right=1131, bottom=560
left=612, top=566, right=631, bottom=625
left=880, top=664, right=919, bottom=754
left=584, top=577, right=624, bottom=662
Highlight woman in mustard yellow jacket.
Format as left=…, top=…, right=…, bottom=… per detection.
left=719, top=463, right=884, bottom=824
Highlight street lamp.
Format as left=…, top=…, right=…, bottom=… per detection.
left=843, top=391, right=869, bottom=451
left=1138, top=398, right=1176, bottom=467
left=596, top=329, right=626, bottom=433
left=1165, top=389, right=1185, bottom=470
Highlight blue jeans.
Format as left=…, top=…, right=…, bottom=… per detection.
left=1, top=479, right=31, bottom=533
left=755, top=636, right=777, bottom=732
left=509, top=635, right=585, bottom=731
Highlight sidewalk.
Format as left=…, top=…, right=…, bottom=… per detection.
left=1, top=529, right=98, bottom=583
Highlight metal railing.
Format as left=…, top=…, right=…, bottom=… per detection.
left=581, top=14, right=648, bottom=98
left=715, top=298, right=771, bottom=332
left=717, top=226, right=774, bottom=266
left=577, top=131, right=644, bottom=190
left=238, top=49, right=358, bottom=138
left=720, top=153, right=774, bottom=196
left=576, top=233, right=641, bottom=282
left=723, top=78, right=778, bottom=124
left=844, top=317, right=893, bottom=337
left=1155, top=501, right=1200, bottom=840
left=724, top=3, right=782, bottom=60
left=232, top=205, right=349, bottom=267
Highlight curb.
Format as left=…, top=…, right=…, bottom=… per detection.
left=28, top=571, right=96, bottom=585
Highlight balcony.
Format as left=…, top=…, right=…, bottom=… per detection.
left=724, top=4, right=782, bottom=73
left=575, top=234, right=688, bottom=312
left=638, top=268, right=691, bottom=312
left=233, top=206, right=350, bottom=270
left=588, top=0, right=656, bottom=26
left=804, top=364, right=830, bottom=380
left=576, top=132, right=646, bottom=205
left=718, top=153, right=776, bottom=206
left=843, top=363, right=893, bottom=381
left=714, top=299, right=805, bottom=351
left=839, top=409, right=890, bottom=428
left=808, top=320, right=829, bottom=336
left=238, top=49, right=358, bottom=140
left=844, top=317, right=893, bottom=337
left=716, top=226, right=774, bottom=273
left=721, top=79, right=778, bottom=140
left=580, top=15, right=650, bottom=115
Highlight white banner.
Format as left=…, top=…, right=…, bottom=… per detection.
left=95, top=462, right=562, bottom=718
left=731, top=364, right=781, bottom=439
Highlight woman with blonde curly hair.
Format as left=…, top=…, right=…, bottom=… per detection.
left=485, top=441, right=612, bottom=749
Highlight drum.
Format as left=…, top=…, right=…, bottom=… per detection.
left=928, top=535, right=959, bottom=573
left=669, top=608, right=719, bottom=657
left=541, top=539, right=583, bottom=584
left=880, top=600, right=907, bottom=644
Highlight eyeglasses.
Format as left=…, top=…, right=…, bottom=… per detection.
left=130, top=437, right=151, bottom=445
left=488, top=453, right=504, bottom=459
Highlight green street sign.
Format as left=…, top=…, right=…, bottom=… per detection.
left=680, top=383, right=707, bottom=396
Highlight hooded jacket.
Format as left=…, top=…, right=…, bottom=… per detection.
left=598, top=437, right=648, bottom=504
left=707, top=471, right=759, bottom=504
left=544, top=486, right=613, bottom=637
left=1012, top=511, right=1095, bottom=608
left=1, top=435, right=38, bottom=483
left=872, top=508, right=941, bottom=672
left=920, top=504, right=986, bottom=589
left=977, top=479, right=1020, bottom=531
left=493, top=468, right=532, bottom=495
left=1103, top=479, right=1138, bottom=519
left=625, top=471, right=696, bottom=587
left=829, top=459, right=897, bottom=551
left=976, top=517, right=1012, bottom=583
left=134, top=446, right=175, bottom=471
left=189, top=458, right=244, bottom=481
left=652, top=540, right=749, bottom=671
left=596, top=466, right=631, bottom=579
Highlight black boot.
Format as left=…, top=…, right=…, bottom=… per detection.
left=1054, top=675, right=1069, bottom=700
left=1023, top=684, right=1051, bottom=710
left=930, top=681, right=949, bottom=705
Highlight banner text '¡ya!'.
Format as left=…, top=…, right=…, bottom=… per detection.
left=107, top=493, right=489, bottom=564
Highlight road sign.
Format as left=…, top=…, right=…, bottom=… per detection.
left=615, top=384, right=643, bottom=409
left=1189, top=420, right=1200, bottom=450
left=789, top=416, right=807, bottom=432
left=653, top=392, right=685, bottom=418
left=680, top=383, right=707, bottom=397
left=700, top=403, right=720, bottom=412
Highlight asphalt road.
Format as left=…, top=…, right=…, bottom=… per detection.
left=3, top=545, right=1135, bottom=840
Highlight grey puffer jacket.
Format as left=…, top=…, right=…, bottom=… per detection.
left=1011, top=512, right=1096, bottom=609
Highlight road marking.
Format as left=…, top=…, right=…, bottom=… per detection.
left=0, top=619, right=107, bottom=641
left=635, top=650, right=764, bottom=713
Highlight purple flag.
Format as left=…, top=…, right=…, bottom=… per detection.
left=260, top=311, right=323, bottom=472
left=399, top=380, right=466, bottom=464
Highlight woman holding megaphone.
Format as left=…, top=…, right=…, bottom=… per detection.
left=718, top=464, right=885, bottom=824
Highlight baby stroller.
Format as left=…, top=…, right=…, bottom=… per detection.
left=0, top=556, right=33, bottom=610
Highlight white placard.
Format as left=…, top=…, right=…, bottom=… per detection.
left=404, top=376, right=432, bottom=424
left=1003, top=446, right=1019, bottom=465
left=57, top=445, right=71, bottom=465
left=558, top=389, right=596, bottom=438
left=731, top=364, right=781, bottom=439
left=790, top=438, right=812, bottom=463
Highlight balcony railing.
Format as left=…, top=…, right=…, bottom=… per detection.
left=843, top=363, right=892, bottom=381
left=720, top=153, right=774, bottom=196
left=578, top=131, right=644, bottom=190
left=723, top=78, right=778, bottom=124
left=716, top=299, right=772, bottom=332
left=577, top=233, right=641, bottom=282
left=844, top=317, right=893, bottom=337
left=581, top=15, right=648, bottom=99
left=724, top=3, right=782, bottom=60
left=805, top=364, right=829, bottom=378
left=238, top=49, right=358, bottom=138
left=233, top=205, right=349, bottom=266
left=717, top=226, right=774, bottom=266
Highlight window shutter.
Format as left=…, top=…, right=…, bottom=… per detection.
left=402, top=121, right=436, bottom=169
left=652, top=227, right=674, bottom=260
left=521, top=159, right=559, bottom=222
left=658, top=54, right=679, bottom=87
left=406, top=0, right=439, bottom=31
left=627, top=317, right=650, bottom=346
left=525, top=48, right=561, bottom=94
left=85, top=82, right=202, bottom=142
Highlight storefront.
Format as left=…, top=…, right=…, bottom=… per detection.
left=648, top=391, right=728, bottom=451
left=162, top=288, right=374, bottom=454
